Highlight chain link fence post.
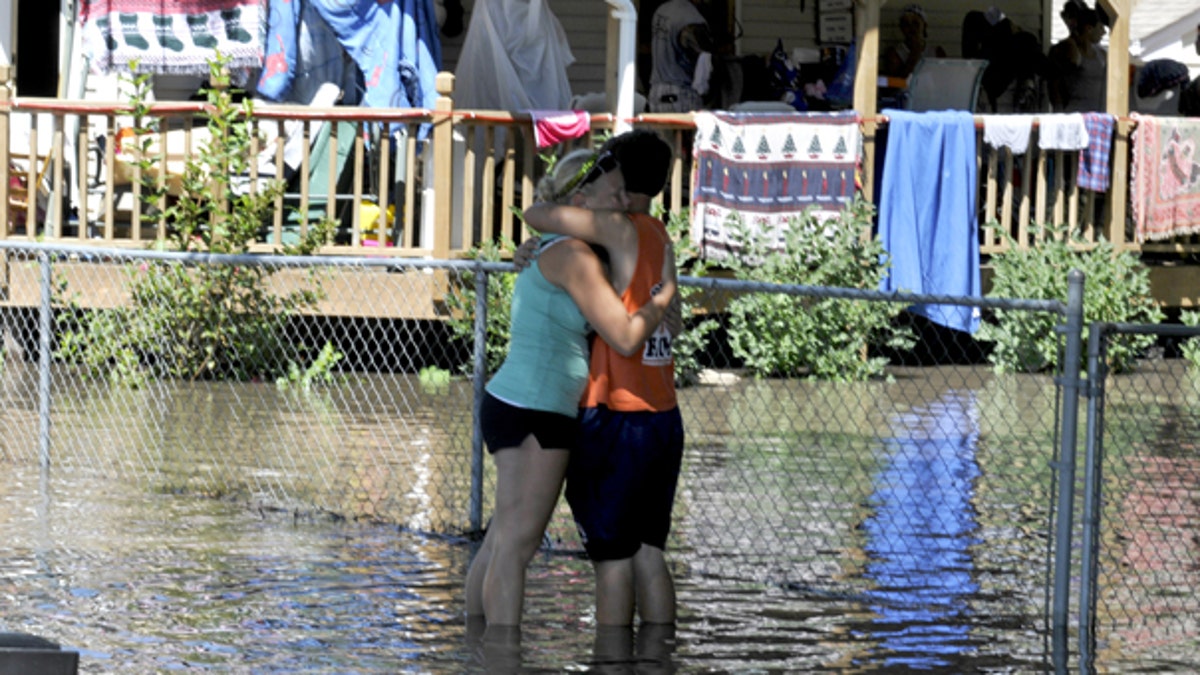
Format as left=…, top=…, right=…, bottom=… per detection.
left=469, top=262, right=488, bottom=533
left=37, top=251, right=52, bottom=469
left=1078, top=320, right=1111, bottom=670
left=1052, top=269, right=1086, bottom=672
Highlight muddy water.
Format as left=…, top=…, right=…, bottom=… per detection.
left=0, top=364, right=1196, bottom=671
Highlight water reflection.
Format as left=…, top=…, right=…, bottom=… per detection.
left=855, top=390, right=982, bottom=668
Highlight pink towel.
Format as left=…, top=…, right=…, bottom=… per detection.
left=529, top=110, right=591, bottom=149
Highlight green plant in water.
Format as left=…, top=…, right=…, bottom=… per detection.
left=722, top=198, right=913, bottom=381
left=276, top=341, right=343, bottom=392
left=418, top=365, right=452, bottom=393
left=978, top=222, right=1163, bottom=374
left=56, top=56, right=339, bottom=386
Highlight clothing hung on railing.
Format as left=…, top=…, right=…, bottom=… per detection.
left=689, top=110, right=861, bottom=261
left=1077, top=113, right=1115, bottom=193
left=877, top=109, right=980, bottom=335
left=80, top=0, right=266, bottom=74
left=529, top=111, right=591, bottom=149
left=1131, top=114, right=1200, bottom=242
left=258, top=0, right=441, bottom=122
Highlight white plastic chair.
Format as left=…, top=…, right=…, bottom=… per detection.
left=906, top=58, right=989, bottom=112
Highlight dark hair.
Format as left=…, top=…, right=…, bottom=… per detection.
left=601, top=130, right=673, bottom=197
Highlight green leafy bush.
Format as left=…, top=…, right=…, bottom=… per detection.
left=978, top=224, right=1163, bottom=374
left=660, top=205, right=719, bottom=386
left=443, top=237, right=516, bottom=376
left=722, top=199, right=913, bottom=381
left=56, top=58, right=337, bottom=387
left=1179, top=310, right=1200, bottom=369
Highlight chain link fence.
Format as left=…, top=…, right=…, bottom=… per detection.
left=0, top=242, right=1129, bottom=668
left=1079, top=322, right=1200, bottom=672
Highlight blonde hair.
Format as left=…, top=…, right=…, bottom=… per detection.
left=535, top=149, right=599, bottom=203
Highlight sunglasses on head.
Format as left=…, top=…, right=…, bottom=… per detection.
left=578, top=151, right=619, bottom=189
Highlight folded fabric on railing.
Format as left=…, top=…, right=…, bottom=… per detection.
left=982, top=114, right=1035, bottom=154
left=877, top=109, right=980, bottom=335
left=80, top=0, right=266, bottom=75
left=1037, top=113, right=1089, bottom=151
left=1077, top=112, right=1115, bottom=192
left=1131, top=114, right=1200, bottom=242
left=689, top=110, right=861, bottom=261
left=529, top=110, right=591, bottom=149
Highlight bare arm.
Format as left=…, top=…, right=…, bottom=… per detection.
left=540, top=239, right=676, bottom=357
left=523, top=203, right=636, bottom=254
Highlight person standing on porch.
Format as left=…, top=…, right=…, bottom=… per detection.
left=1048, top=4, right=1107, bottom=112
left=648, top=0, right=714, bottom=113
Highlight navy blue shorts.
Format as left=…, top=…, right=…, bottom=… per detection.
left=480, top=392, right=578, bottom=453
left=565, top=406, right=685, bottom=561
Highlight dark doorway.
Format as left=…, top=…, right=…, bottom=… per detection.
left=16, top=0, right=61, bottom=96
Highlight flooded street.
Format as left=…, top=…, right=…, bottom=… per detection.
left=1, top=363, right=1198, bottom=671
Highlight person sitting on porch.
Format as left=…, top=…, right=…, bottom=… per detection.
left=881, top=4, right=946, bottom=79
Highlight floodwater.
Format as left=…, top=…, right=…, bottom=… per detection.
left=1, top=363, right=1197, bottom=672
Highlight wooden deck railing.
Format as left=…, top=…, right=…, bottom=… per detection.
left=2, top=70, right=1196, bottom=261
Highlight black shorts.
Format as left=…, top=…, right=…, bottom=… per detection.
left=480, top=392, right=579, bottom=453
left=565, top=406, right=685, bottom=561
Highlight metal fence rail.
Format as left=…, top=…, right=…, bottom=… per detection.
left=0, top=242, right=1101, bottom=669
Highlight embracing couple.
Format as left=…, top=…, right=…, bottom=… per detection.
left=464, top=130, right=685, bottom=649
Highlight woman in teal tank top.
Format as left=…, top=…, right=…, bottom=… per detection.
left=465, top=149, right=678, bottom=634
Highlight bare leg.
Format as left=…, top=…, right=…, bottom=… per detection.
left=632, top=544, right=676, bottom=625
left=482, top=434, right=570, bottom=627
left=593, top=558, right=636, bottom=626
left=464, top=529, right=493, bottom=618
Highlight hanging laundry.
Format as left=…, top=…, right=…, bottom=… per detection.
left=877, top=109, right=981, bottom=335
left=305, top=0, right=442, bottom=112
left=257, top=0, right=354, bottom=105
left=1037, top=113, right=1089, bottom=151
left=981, top=114, right=1035, bottom=155
left=1077, top=112, right=1115, bottom=193
left=1131, top=114, right=1200, bottom=242
left=80, top=0, right=266, bottom=75
left=453, top=0, right=574, bottom=111
left=690, top=110, right=861, bottom=261
left=529, top=110, right=591, bottom=149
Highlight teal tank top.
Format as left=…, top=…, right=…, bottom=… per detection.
left=485, top=239, right=590, bottom=417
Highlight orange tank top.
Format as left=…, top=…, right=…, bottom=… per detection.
left=580, top=213, right=677, bottom=412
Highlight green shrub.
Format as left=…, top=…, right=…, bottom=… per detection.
left=660, top=205, right=719, bottom=386
left=443, top=237, right=516, bottom=376
left=1180, top=310, right=1200, bottom=369
left=978, top=223, right=1163, bottom=374
left=55, top=57, right=337, bottom=387
left=722, top=199, right=913, bottom=381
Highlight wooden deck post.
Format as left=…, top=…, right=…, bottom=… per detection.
left=853, top=0, right=880, bottom=209
left=1099, top=0, right=1131, bottom=251
left=432, top=72, right=455, bottom=260
left=0, top=64, right=10, bottom=241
